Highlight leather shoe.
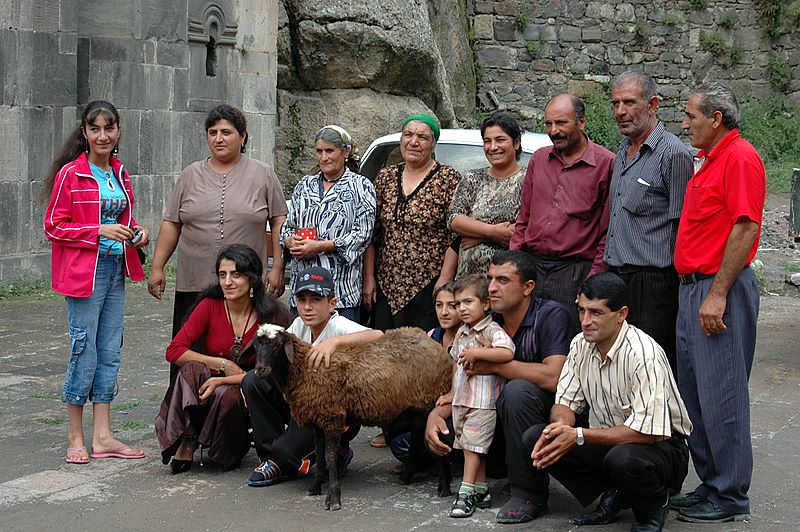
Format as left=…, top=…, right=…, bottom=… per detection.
left=573, top=489, right=630, bottom=525
left=631, top=497, right=669, bottom=532
left=677, top=500, right=750, bottom=523
left=496, top=494, right=548, bottom=524
left=669, top=490, right=706, bottom=510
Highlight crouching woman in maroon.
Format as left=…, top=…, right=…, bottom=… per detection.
left=156, top=244, right=291, bottom=473
left=42, top=99, right=150, bottom=464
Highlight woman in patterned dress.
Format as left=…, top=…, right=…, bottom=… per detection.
left=363, top=114, right=462, bottom=332
left=447, top=113, right=526, bottom=278
left=280, top=125, right=375, bottom=321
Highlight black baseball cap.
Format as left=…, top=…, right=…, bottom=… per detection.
left=294, top=266, right=335, bottom=297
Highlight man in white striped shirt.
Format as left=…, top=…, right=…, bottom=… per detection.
left=528, top=272, right=691, bottom=532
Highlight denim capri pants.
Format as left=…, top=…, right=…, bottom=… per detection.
left=62, top=255, right=125, bottom=405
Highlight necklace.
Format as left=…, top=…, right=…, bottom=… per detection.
left=321, top=169, right=344, bottom=183
left=225, top=301, right=255, bottom=361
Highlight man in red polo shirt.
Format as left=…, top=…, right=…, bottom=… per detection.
left=672, top=83, right=765, bottom=524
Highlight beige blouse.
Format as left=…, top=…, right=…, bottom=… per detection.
left=164, top=157, right=287, bottom=292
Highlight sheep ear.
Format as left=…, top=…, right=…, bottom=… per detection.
left=283, top=332, right=295, bottom=364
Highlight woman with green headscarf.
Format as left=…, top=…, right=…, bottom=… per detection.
left=363, top=113, right=461, bottom=332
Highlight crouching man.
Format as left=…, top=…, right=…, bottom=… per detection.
left=526, top=273, right=692, bottom=532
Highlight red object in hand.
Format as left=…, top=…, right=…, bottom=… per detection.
left=296, top=227, right=317, bottom=240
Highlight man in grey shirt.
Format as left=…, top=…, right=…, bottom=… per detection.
left=603, top=72, right=693, bottom=375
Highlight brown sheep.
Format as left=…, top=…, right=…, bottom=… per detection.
left=254, top=324, right=452, bottom=510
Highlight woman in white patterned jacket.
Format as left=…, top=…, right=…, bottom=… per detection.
left=280, top=126, right=376, bottom=321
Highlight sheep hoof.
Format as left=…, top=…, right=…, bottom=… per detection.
left=399, top=470, right=414, bottom=485
left=438, top=486, right=452, bottom=498
left=308, top=486, right=322, bottom=496
left=325, top=493, right=341, bottom=510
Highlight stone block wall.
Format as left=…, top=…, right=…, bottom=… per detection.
left=0, top=0, right=279, bottom=283
left=470, top=0, right=800, bottom=133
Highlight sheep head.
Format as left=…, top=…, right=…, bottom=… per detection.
left=254, top=323, right=295, bottom=378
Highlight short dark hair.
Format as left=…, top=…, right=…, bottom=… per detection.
left=481, top=112, right=523, bottom=160
left=205, top=104, right=248, bottom=153
left=454, top=274, right=489, bottom=300
left=579, top=272, right=629, bottom=312
left=490, top=250, right=537, bottom=284
left=432, top=280, right=459, bottom=302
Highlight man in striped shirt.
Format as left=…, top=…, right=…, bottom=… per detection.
left=528, top=272, right=691, bottom=532
left=604, top=72, right=693, bottom=377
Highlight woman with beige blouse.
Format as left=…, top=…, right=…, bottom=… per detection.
left=147, top=104, right=288, bottom=347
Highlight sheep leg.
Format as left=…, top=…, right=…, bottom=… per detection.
left=437, top=457, right=452, bottom=497
left=399, top=428, right=424, bottom=485
left=308, top=426, right=326, bottom=496
left=324, top=430, right=341, bottom=510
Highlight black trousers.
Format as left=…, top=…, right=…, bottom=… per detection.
left=241, top=371, right=360, bottom=473
left=530, top=256, right=592, bottom=339
left=496, top=380, right=555, bottom=497
left=169, top=290, right=203, bottom=383
left=523, top=424, right=689, bottom=521
left=373, top=278, right=438, bottom=332
left=610, top=266, right=679, bottom=377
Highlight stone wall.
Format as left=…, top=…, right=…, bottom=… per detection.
left=471, top=0, right=800, bottom=132
left=0, top=0, right=279, bottom=282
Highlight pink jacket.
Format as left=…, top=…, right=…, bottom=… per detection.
left=44, top=152, right=145, bottom=297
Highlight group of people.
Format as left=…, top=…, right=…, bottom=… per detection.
left=42, top=68, right=765, bottom=531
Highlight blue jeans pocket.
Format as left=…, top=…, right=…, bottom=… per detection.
left=69, top=326, right=87, bottom=356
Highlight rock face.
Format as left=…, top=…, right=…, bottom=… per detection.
left=275, top=0, right=475, bottom=185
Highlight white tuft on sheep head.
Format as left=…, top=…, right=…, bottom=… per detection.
left=257, top=323, right=285, bottom=338
left=254, top=323, right=294, bottom=378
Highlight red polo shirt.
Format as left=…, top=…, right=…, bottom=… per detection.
left=674, top=129, right=765, bottom=275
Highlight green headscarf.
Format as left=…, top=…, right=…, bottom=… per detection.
left=402, top=113, right=440, bottom=141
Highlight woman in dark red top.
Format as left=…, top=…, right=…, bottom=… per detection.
left=155, top=244, right=291, bottom=473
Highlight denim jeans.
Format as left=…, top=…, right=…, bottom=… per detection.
left=62, top=255, right=125, bottom=405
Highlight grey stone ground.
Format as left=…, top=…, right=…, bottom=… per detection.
left=0, top=285, right=797, bottom=531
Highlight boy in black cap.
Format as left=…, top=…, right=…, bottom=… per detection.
left=243, top=266, right=383, bottom=486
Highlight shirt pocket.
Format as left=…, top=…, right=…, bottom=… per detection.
left=683, top=184, right=716, bottom=222
left=621, top=179, right=661, bottom=216
left=562, top=181, right=599, bottom=221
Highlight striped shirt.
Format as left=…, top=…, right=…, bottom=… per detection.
left=280, top=168, right=376, bottom=309
left=556, top=322, right=692, bottom=437
left=604, top=122, right=693, bottom=268
left=451, top=315, right=516, bottom=410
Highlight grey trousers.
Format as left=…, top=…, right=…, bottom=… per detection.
left=676, top=267, right=758, bottom=514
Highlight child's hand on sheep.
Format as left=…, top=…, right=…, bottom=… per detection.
left=307, top=338, right=340, bottom=370
left=436, top=391, right=453, bottom=407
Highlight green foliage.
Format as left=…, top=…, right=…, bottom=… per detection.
left=146, top=393, right=162, bottom=402
left=0, top=280, right=54, bottom=302
left=634, top=21, right=647, bottom=40
left=718, top=11, right=739, bottom=30
left=753, top=0, right=783, bottom=38
left=683, top=0, right=709, bottom=12
left=789, top=1, right=800, bottom=28
left=514, top=11, right=531, bottom=32
left=699, top=31, right=741, bottom=70
left=30, top=391, right=60, bottom=400
left=37, top=417, right=67, bottom=426
left=766, top=53, right=792, bottom=93
left=525, top=40, right=540, bottom=57
left=237, top=45, right=249, bottom=55
left=583, top=90, right=622, bottom=150
left=112, top=401, right=141, bottom=411
left=740, top=99, right=800, bottom=193
left=663, top=13, right=681, bottom=26
left=115, top=421, right=146, bottom=431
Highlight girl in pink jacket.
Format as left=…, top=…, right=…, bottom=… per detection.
left=42, top=100, right=150, bottom=464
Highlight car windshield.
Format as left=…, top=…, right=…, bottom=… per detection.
left=360, top=142, right=532, bottom=180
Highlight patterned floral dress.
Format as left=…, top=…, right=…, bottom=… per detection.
left=447, top=166, right=526, bottom=278
left=373, top=162, right=461, bottom=315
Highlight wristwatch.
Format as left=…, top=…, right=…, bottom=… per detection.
left=576, top=427, right=585, bottom=446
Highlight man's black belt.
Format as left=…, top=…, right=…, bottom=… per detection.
left=678, top=273, right=715, bottom=285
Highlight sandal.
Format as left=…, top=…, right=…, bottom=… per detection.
left=369, top=433, right=387, bottom=448
left=66, top=446, right=89, bottom=464
left=247, top=459, right=290, bottom=487
left=450, top=492, right=477, bottom=518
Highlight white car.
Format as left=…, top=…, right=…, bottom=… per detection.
left=359, top=128, right=552, bottom=180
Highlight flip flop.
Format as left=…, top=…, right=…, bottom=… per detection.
left=66, top=447, right=90, bottom=464
left=90, top=445, right=145, bottom=459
